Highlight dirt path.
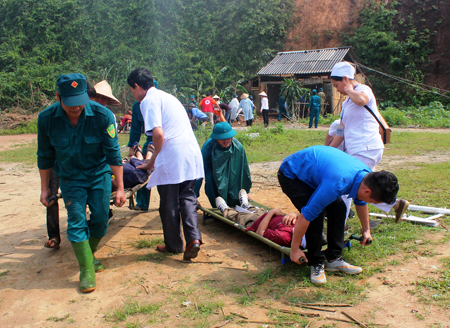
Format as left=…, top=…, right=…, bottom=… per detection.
left=0, top=133, right=449, bottom=327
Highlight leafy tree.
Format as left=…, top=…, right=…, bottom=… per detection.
left=0, top=0, right=296, bottom=111
left=345, top=1, right=437, bottom=106
left=280, top=77, right=309, bottom=119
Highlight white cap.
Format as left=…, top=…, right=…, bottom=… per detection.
left=259, top=91, right=267, bottom=97
left=330, top=62, right=355, bottom=79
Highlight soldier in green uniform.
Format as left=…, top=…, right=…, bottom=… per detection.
left=37, top=73, right=126, bottom=293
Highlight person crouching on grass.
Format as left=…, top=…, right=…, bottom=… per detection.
left=278, top=145, right=399, bottom=284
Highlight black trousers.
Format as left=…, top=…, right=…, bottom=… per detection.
left=157, top=179, right=202, bottom=253
left=277, top=171, right=347, bottom=265
left=47, top=168, right=60, bottom=240
left=262, top=109, right=269, bottom=126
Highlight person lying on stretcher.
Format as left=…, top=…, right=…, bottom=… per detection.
left=111, top=143, right=155, bottom=191
left=215, top=189, right=307, bottom=248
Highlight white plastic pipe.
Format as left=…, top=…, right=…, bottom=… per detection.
left=408, top=205, right=450, bottom=215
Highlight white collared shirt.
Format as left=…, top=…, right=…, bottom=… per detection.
left=140, top=87, right=204, bottom=187
left=261, top=97, right=269, bottom=110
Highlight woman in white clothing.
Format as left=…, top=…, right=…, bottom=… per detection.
left=259, top=91, right=269, bottom=127
left=329, top=61, right=409, bottom=221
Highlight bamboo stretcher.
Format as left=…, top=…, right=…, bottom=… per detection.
left=110, top=178, right=150, bottom=210
left=55, top=177, right=150, bottom=210
left=198, top=201, right=351, bottom=269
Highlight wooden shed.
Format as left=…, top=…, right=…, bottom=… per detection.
left=244, top=47, right=366, bottom=116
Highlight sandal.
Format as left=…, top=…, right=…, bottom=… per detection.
left=132, top=142, right=144, bottom=158
left=44, top=237, right=61, bottom=249
left=147, top=143, right=155, bottom=154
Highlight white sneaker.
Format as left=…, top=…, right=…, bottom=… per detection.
left=310, top=263, right=326, bottom=284
left=325, top=257, right=362, bottom=275
left=238, top=189, right=250, bottom=209
left=215, top=197, right=229, bottom=213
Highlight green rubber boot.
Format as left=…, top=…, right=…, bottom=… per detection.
left=71, top=240, right=96, bottom=293
left=89, top=237, right=104, bottom=272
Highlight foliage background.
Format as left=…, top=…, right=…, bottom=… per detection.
left=0, top=0, right=295, bottom=111
left=1, top=0, right=449, bottom=115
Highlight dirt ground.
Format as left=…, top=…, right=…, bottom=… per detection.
left=0, top=132, right=449, bottom=328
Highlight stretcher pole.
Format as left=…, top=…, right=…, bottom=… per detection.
left=199, top=206, right=292, bottom=259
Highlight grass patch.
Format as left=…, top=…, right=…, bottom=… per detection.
left=0, top=118, right=38, bottom=135
left=412, top=258, right=450, bottom=308
left=288, top=279, right=368, bottom=305
left=46, top=314, right=70, bottom=322
left=182, top=300, right=224, bottom=319
left=0, top=270, right=9, bottom=277
left=136, top=252, right=167, bottom=263
left=383, top=132, right=450, bottom=158
left=132, top=237, right=164, bottom=249
left=0, top=141, right=37, bottom=165
left=267, top=309, right=309, bottom=327
left=105, top=300, right=161, bottom=323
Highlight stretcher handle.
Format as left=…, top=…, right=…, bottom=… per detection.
left=349, top=234, right=372, bottom=245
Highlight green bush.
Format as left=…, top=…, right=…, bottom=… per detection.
left=383, top=107, right=411, bottom=126
left=382, top=101, right=450, bottom=128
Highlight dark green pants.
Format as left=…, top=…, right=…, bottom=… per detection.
left=60, top=173, right=111, bottom=243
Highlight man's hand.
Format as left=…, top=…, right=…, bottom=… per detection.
left=137, top=160, right=154, bottom=172
left=290, top=247, right=308, bottom=265
left=282, top=213, right=298, bottom=226
left=196, top=199, right=202, bottom=207
left=115, top=189, right=127, bottom=207
left=361, top=229, right=372, bottom=246
left=40, top=188, right=53, bottom=207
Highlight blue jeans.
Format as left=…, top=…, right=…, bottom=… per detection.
left=225, top=110, right=231, bottom=124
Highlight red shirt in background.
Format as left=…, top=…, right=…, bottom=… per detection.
left=199, top=96, right=217, bottom=113
left=245, top=213, right=293, bottom=247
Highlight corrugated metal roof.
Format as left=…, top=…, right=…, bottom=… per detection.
left=257, top=47, right=351, bottom=75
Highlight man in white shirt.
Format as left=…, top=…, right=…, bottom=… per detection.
left=127, top=68, right=204, bottom=260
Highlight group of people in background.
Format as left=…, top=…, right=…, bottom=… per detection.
left=185, top=86, right=330, bottom=130
left=37, top=61, right=408, bottom=293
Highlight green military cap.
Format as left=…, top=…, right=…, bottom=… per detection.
left=57, top=73, right=90, bottom=107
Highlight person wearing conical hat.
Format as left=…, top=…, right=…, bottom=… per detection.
left=238, top=93, right=254, bottom=126
left=259, top=91, right=269, bottom=127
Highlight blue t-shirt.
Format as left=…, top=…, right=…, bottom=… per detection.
left=279, top=145, right=371, bottom=221
left=191, top=107, right=208, bottom=119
